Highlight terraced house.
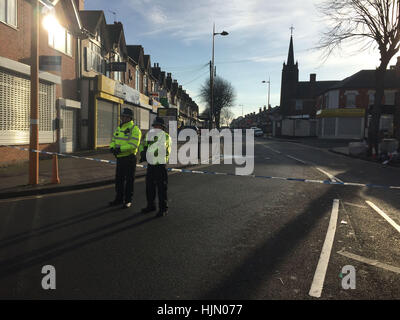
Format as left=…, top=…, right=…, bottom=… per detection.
left=0, top=0, right=200, bottom=165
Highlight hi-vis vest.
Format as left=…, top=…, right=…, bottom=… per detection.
left=110, top=120, right=142, bottom=158
left=139, top=130, right=172, bottom=164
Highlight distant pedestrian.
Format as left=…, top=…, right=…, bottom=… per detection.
left=109, top=108, right=142, bottom=209
left=139, top=117, right=172, bottom=217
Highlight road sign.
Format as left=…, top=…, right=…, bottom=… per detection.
left=106, top=62, right=127, bottom=72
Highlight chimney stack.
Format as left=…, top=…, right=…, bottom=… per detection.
left=310, top=73, right=316, bottom=83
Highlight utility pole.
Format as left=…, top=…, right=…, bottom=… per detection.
left=211, top=23, right=215, bottom=129
left=29, top=0, right=40, bottom=185
left=209, top=60, right=213, bottom=129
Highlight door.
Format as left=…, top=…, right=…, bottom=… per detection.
left=60, top=107, right=77, bottom=153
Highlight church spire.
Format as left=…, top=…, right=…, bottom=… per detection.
left=287, top=26, right=295, bottom=66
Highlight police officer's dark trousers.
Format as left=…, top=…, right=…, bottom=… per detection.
left=115, top=154, right=137, bottom=203
left=146, top=164, right=168, bottom=211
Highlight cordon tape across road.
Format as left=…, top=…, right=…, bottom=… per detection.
left=3, top=146, right=400, bottom=190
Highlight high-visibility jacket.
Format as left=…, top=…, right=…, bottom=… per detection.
left=139, top=130, right=172, bottom=164
left=110, top=120, right=142, bottom=158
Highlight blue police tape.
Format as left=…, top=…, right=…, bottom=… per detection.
left=4, top=146, right=400, bottom=190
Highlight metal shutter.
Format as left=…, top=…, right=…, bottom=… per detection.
left=96, top=99, right=118, bottom=147
left=323, top=118, right=336, bottom=136
left=337, top=117, right=362, bottom=138
left=0, top=69, right=55, bottom=145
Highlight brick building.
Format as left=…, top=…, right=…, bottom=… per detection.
left=0, top=0, right=82, bottom=164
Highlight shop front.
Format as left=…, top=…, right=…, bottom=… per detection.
left=316, top=108, right=365, bottom=139
left=122, top=85, right=150, bottom=132
left=94, top=76, right=124, bottom=148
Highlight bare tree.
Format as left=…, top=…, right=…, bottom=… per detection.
left=200, top=76, right=236, bottom=129
left=317, top=0, right=400, bottom=153
left=220, top=108, right=235, bottom=127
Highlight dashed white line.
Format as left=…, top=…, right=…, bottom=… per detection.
left=286, top=155, right=307, bottom=164
left=309, top=199, right=340, bottom=298
left=366, top=201, right=400, bottom=234
left=261, top=145, right=282, bottom=154
left=337, top=250, right=400, bottom=274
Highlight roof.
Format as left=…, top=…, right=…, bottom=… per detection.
left=126, top=45, right=143, bottom=64
left=296, top=80, right=340, bottom=99
left=329, top=69, right=400, bottom=90
left=106, top=23, right=123, bottom=47
left=79, top=10, right=104, bottom=34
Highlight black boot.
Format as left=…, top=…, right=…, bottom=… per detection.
left=156, top=209, right=168, bottom=217
left=122, top=202, right=132, bottom=209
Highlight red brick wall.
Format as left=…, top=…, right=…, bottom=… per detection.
left=0, top=0, right=79, bottom=102
left=0, top=143, right=57, bottom=167
left=0, top=0, right=79, bottom=165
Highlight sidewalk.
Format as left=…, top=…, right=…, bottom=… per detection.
left=266, top=136, right=400, bottom=167
left=0, top=142, right=205, bottom=199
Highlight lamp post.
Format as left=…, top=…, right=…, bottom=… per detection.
left=210, top=23, right=228, bottom=129
left=262, top=78, right=271, bottom=109
left=29, top=0, right=40, bottom=185
left=29, top=0, right=57, bottom=185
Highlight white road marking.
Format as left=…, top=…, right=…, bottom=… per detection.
left=286, top=155, right=307, bottom=164
left=260, top=143, right=344, bottom=183
left=337, top=250, right=400, bottom=274
left=309, top=199, right=340, bottom=298
left=315, top=167, right=343, bottom=183
left=366, top=201, right=400, bottom=234
left=261, top=145, right=282, bottom=154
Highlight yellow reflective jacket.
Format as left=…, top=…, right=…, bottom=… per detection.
left=139, top=130, right=172, bottom=164
left=110, top=120, right=142, bottom=158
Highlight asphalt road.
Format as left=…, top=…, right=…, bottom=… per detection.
left=0, top=137, right=399, bottom=300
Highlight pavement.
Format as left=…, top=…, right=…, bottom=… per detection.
left=0, top=142, right=204, bottom=199
left=0, top=136, right=399, bottom=300
left=267, top=136, right=400, bottom=167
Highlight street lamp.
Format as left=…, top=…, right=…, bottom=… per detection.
left=29, top=0, right=57, bottom=185
left=210, top=23, right=228, bottom=129
left=262, top=78, right=271, bottom=109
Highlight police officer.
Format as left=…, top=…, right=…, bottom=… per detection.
left=139, top=117, right=172, bottom=217
left=109, top=108, right=142, bottom=209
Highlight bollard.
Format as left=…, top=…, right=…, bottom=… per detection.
left=51, top=154, right=60, bottom=184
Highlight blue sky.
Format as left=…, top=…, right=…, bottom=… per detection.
left=85, top=0, right=396, bottom=118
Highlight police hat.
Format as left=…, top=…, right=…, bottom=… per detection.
left=121, top=108, right=133, bottom=118
left=152, top=117, right=166, bottom=128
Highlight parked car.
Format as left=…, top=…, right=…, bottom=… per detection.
left=254, top=129, right=264, bottom=137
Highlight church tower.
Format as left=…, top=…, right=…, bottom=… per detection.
left=280, top=30, right=299, bottom=117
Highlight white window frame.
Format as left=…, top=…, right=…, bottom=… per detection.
left=0, top=0, right=17, bottom=28
left=48, top=25, right=73, bottom=57
left=135, top=66, right=140, bottom=91
left=113, top=53, right=122, bottom=82
left=344, top=91, right=358, bottom=108
left=384, top=90, right=396, bottom=106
